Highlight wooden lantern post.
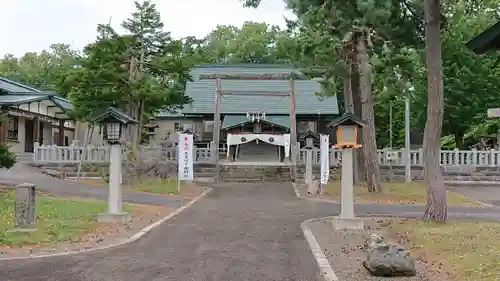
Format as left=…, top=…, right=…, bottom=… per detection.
left=327, top=113, right=365, bottom=230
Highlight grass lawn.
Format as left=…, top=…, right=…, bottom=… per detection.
left=132, top=179, right=190, bottom=195
left=322, top=181, right=480, bottom=206
left=389, top=219, right=500, bottom=281
left=0, top=188, right=132, bottom=247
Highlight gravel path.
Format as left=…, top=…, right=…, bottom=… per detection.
left=307, top=218, right=446, bottom=281
left=447, top=185, right=500, bottom=206
left=0, top=182, right=325, bottom=281
left=1, top=174, right=500, bottom=280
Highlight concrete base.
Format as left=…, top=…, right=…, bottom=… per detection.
left=7, top=227, right=37, bottom=233
left=332, top=216, right=365, bottom=230
left=98, top=212, right=132, bottom=224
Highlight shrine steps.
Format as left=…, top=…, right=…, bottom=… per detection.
left=219, top=163, right=293, bottom=182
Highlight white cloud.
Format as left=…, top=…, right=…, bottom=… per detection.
left=1, top=0, right=293, bottom=57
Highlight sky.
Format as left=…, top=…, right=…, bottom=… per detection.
left=1, top=0, right=294, bottom=57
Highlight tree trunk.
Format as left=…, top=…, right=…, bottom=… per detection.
left=343, top=61, right=361, bottom=184
left=127, top=56, right=138, bottom=145
left=136, top=99, right=145, bottom=147
left=423, top=0, right=447, bottom=222
left=355, top=33, right=381, bottom=192
left=351, top=62, right=366, bottom=184
left=454, top=132, right=463, bottom=149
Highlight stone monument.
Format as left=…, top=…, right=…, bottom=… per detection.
left=8, top=183, right=37, bottom=232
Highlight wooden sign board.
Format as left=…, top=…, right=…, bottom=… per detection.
left=488, top=108, right=500, bottom=117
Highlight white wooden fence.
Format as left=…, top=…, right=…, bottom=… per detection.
left=31, top=143, right=500, bottom=167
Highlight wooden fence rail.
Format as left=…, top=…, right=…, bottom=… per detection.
left=31, top=143, right=500, bottom=167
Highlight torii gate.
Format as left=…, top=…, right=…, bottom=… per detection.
left=199, top=73, right=301, bottom=181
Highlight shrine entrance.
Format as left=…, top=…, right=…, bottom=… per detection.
left=226, top=133, right=290, bottom=163
left=223, top=114, right=291, bottom=163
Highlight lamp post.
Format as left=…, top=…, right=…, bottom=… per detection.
left=328, top=113, right=365, bottom=230
left=93, top=107, right=138, bottom=224
left=304, top=130, right=318, bottom=194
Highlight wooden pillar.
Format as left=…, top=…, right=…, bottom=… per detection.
left=213, top=78, right=221, bottom=181
left=289, top=78, right=298, bottom=181
left=0, top=107, right=8, bottom=143
left=33, top=117, right=40, bottom=144
left=58, top=119, right=65, bottom=146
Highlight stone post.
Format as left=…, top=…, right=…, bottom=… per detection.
left=305, top=137, right=314, bottom=193
left=8, top=183, right=37, bottom=232
left=333, top=148, right=364, bottom=230
left=98, top=144, right=131, bottom=224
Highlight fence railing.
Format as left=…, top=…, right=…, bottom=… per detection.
left=31, top=143, right=500, bottom=167
left=33, top=142, right=110, bottom=164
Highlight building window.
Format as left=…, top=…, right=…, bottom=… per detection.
left=182, top=123, right=193, bottom=131
left=174, top=122, right=182, bottom=131
left=204, top=120, right=214, bottom=132
left=7, top=115, right=18, bottom=140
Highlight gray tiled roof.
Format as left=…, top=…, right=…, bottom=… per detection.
left=0, top=94, right=51, bottom=105
left=182, top=64, right=339, bottom=115
left=52, top=96, right=73, bottom=111
left=0, top=77, right=73, bottom=111
left=0, top=77, right=40, bottom=92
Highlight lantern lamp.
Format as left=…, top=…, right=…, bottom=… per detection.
left=303, top=130, right=318, bottom=149
left=327, top=113, right=365, bottom=149
left=92, top=107, right=138, bottom=145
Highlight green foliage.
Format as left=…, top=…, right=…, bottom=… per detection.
left=0, top=44, right=79, bottom=95
left=62, top=1, right=194, bottom=123
left=1, top=0, right=500, bottom=150
left=0, top=144, right=16, bottom=169
left=399, top=2, right=500, bottom=148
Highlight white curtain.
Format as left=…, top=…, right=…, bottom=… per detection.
left=226, top=133, right=291, bottom=158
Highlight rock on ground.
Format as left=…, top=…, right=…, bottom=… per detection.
left=307, top=218, right=447, bottom=281
left=363, top=239, right=417, bottom=277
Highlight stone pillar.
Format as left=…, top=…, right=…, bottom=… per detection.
left=305, top=137, right=314, bottom=189
left=8, top=183, right=37, bottom=232
left=98, top=144, right=131, bottom=224
left=340, top=148, right=354, bottom=218
left=332, top=148, right=364, bottom=230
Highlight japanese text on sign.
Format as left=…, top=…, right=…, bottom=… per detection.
left=178, top=134, right=194, bottom=180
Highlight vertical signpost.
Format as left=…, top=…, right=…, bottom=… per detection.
left=178, top=133, right=194, bottom=192
left=320, top=134, right=330, bottom=195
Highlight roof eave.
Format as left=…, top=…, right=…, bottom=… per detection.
left=0, top=95, right=53, bottom=106
left=466, top=21, right=500, bottom=54
left=50, top=96, right=73, bottom=112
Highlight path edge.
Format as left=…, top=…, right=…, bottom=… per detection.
left=300, top=217, right=339, bottom=281
left=0, top=187, right=212, bottom=261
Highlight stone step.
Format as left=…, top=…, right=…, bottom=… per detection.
left=219, top=165, right=292, bottom=182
